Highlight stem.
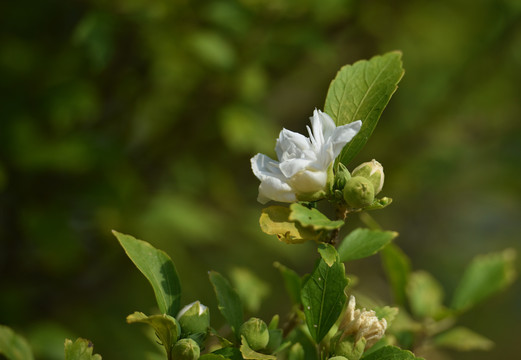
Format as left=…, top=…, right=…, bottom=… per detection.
left=327, top=205, right=348, bottom=245
left=282, top=307, right=302, bottom=337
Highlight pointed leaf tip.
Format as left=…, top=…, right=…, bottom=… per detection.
left=113, top=231, right=181, bottom=316
left=325, top=51, right=405, bottom=165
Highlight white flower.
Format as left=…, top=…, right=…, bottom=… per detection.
left=338, top=296, right=387, bottom=349
left=251, top=109, right=362, bottom=204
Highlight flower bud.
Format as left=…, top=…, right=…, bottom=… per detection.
left=334, top=163, right=351, bottom=192
left=329, top=357, right=349, bottom=360
left=343, top=176, right=375, bottom=208
left=240, top=317, right=270, bottom=351
left=177, top=301, right=210, bottom=335
left=351, top=160, right=384, bottom=194
left=288, top=343, right=304, bottom=360
left=334, top=335, right=366, bottom=360
left=172, top=338, right=200, bottom=360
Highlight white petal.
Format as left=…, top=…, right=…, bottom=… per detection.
left=275, top=128, right=310, bottom=160
left=279, top=158, right=313, bottom=178
left=251, top=153, right=283, bottom=181
left=257, top=178, right=296, bottom=204
left=309, top=109, right=325, bottom=146
left=309, top=142, right=335, bottom=171
left=317, top=110, right=336, bottom=140
left=288, top=169, right=328, bottom=193
left=251, top=153, right=297, bottom=204
left=330, top=120, right=362, bottom=158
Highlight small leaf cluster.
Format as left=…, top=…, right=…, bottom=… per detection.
left=380, top=244, right=517, bottom=354
left=108, top=230, right=418, bottom=360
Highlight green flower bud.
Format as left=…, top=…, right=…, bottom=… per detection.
left=240, top=317, right=270, bottom=351
left=352, top=160, right=384, bottom=194
left=334, top=163, right=351, bottom=192
left=334, top=335, right=366, bottom=360
left=172, top=338, right=200, bottom=360
left=177, top=301, right=210, bottom=335
left=288, top=343, right=304, bottom=360
left=343, top=176, right=375, bottom=208
left=329, top=357, right=349, bottom=360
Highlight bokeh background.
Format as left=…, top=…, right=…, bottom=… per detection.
left=1, top=0, right=520, bottom=359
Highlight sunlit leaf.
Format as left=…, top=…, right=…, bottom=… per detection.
left=325, top=51, right=405, bottom=165
left=362, top=345, right=423, bottom=360
left=289, top=203, right=344, bottom=230
left=0, top=325, right=34, bottom=360
left=113, top=231, right=182, bottom=316
left=64, top=338, right=102, bottom=360
left=240, top=336, right=276, bottom=360
left=434, top=326, right=494, bottom=351
left=338, top=228, right=397, bottom=262
left=209, top=271, right=244, bottom=341
left=126, top=312, right=179, bottom=358
left=451, top=248, right=516, bottom=311
left=380, top=244, right=411, bottom=306
left=212, top=346, right=243, bottom=360
left=406, top=271, right=445, bottom=319
left=268, top=315, right=279, bottom=330
left=301, top=258, right=348, bottom=343
left=260, top=206, right=320, bottom=244
left=363, top=197, right=393, bottom=211
left=318, top=243, right=338, bottom=267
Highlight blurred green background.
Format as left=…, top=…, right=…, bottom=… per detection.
left=1, top=0, right=520, bottom=359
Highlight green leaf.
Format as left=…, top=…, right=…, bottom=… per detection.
left=433, top=326, right=494, bottom=351
left=301, top=258, right=348, bottom=343
left=361, top=338, right=391, bottom=358
left=451, top=248, right=516, bottom=311
left=318, top=243, right=338, bottom=267
left=363, top=197, right=393, bottom=211
left=289, top=203, right=344, bottom=230
left=209, top=328, right=234, bottom=348
left=64, top=338, right=102, bottom=360
left=406, top=271, right=444, bottom=319
left=259, top=206, right=320, bottom=244
left=199, top=354, right=228, bottom=360
left=0, top=325, right=34, bottom=360
left=338, top=228, right=397, bottom=262
left=325, top=51, right=404, bottom=165
left=212, top=347, right=243, bottom=360
left=265, top=329, right=283, bottom=353
left=268, top=315, right=279, bottom=330
left=380, top=244, right=411, bottom=306
left=209, top=271, right=244, bottom=341
left=126, top=312, right=179, bottom=358
left=273, top=262, right=302, bottom=305
left=240, top=336, right=276, bottom=360
left=362, top=345, right=423, bottom=360
left=113, top=230, right=181, bottom=316
left=230, top=267, right=270, bottom=313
